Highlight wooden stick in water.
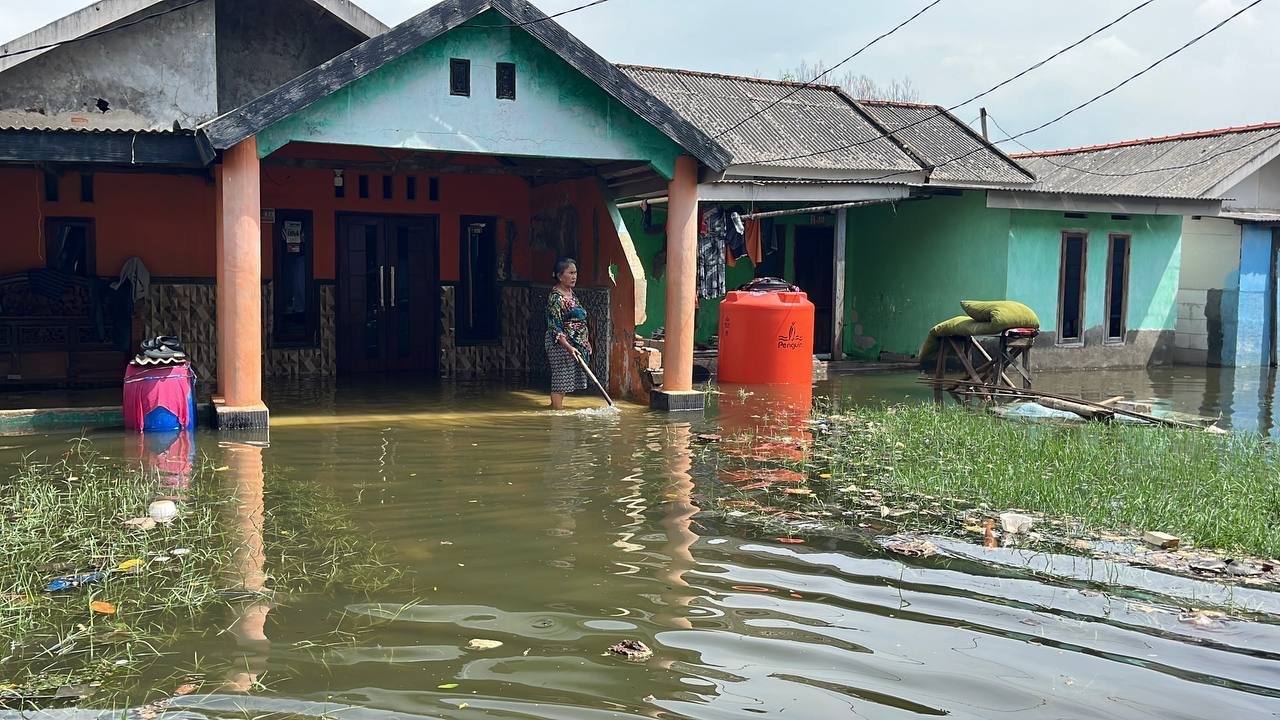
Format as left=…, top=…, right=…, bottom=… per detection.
left=575, top=352, right=614, bottom=407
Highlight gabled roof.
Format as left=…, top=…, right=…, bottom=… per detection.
left=0, top=0, right=387, bottom=75
left=1013, top=123, right=1280, bottom=200
left=618, top=65, right=1033, bottom=185
left=856, top=100, right=1035, bottom=185
left=619, top=65, right=920, bottom=175
left=200, top=0, right=731, bottom=172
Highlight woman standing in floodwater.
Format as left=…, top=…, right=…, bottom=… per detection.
left=546, top=258, right=591, bottom=410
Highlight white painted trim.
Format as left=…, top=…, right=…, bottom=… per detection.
left=696, top=182, right=911, bottom=203
left=986, top=190, right=1221, bottom=217
left=1202, top=138, right=1280, bottom=199
left=0, top=0, right=387, bottom=74
left=727, top=163, right=928, bottom=184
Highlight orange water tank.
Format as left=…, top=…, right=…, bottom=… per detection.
left=717, top=282, right=815, bottom=384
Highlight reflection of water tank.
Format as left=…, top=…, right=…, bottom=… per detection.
left=718, top=280, right=815, bottom=384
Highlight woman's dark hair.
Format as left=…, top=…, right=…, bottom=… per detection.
left=553, top=257, right=577, bottom=280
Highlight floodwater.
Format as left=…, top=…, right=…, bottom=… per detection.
left=3, top=369, right=1280, bottom=719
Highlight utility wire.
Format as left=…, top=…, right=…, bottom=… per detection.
left=464, top=0, right=615, bottom=28
left=749, top=0, right=1162, bottom=165
left=0, top=0, right=204, bottom=61
left=989, top=111, right=1280, bottom=180
left=712, top=0, right=946, bottom=140
left=1002, top=0, right=1263, bottom=144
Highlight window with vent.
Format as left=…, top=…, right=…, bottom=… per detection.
left=1058, top=232, right=1087, bottom=345
left=450, top=59, right=471, bottom=96
left=497, top=62, right=516, bottom=100
left=1105, top=234, right=1131, bottom=344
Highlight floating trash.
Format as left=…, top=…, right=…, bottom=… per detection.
left=607, top=640, right=653, bottom=662
left=44, top=573, right=104, bottom=593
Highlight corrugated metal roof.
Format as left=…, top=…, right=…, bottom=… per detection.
left=0, top=109, right=177, bottom=133
left=857, top=100, right=1035, bottom=184
left=1013, top=124, right=1280, bottom=199
left=618, top=64, right=920, bottom=174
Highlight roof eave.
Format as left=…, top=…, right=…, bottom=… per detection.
left=200, top=0, right=730, bottom=172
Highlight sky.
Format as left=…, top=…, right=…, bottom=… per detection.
left=0, top=0, right=1276, bottom=151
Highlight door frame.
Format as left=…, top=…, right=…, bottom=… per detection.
left=793, top=223, right=837, bottom=356
left=335, top=211, right=441, bottom=375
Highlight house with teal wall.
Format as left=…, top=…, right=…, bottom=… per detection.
left=621, top=67, right=1222, bottom=370
left=1018, top=124, right=1280, bottom=368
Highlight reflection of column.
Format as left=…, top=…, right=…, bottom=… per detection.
left=656, top=422, right=698, bottom=631
left=220, top=443, right=271, bottom=693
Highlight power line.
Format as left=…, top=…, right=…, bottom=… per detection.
left=712, top=0, right=946, bottom=140
left=989, top=111, right=1280, bottom=180
left=464, top=0, right=615, bottom=28
left=1004, top=0, right=1264, bottom=144
left=0, top=0, right=204, bottom=62
left=748, top=0, right=1162, bottom=165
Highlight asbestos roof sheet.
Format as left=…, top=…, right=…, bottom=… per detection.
left=1014, top=124, right=1280, bottom=199
left=619, top=65, right=920, bottom=174
left=857, top=101, right=1034, bottom=184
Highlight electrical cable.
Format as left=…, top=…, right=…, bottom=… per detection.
left=747, top=0, right=1162, bottom=165
left=463, top=0, right=615, bottom=28
left=0, top=0, right=204, bottom=61
left=757, top=0, right=1264, bottom=177
left=712, top=0, right=946, bottom=140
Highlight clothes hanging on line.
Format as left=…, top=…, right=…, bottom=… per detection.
left=744, top=219, right=763, bottom=265
left=697, top=206, right=726, bottom=299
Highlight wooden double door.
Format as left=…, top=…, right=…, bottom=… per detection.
left=337, top=214, right=439, bottom=374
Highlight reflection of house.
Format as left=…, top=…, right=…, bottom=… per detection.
left=620, top=67, right=1217, bottom=369
left=1015, top=124, right=1280, bottom=367
left=0, top=0, right=733, bottom=422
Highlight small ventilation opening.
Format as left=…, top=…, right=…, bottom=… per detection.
left=358, top=174, right=370, bottom=199
left=94, top=98, right=109, bottom=113
left=428, top=177, right=440, bottom=201
left=80, top=173, right=94, bottom=203
left=497, top=62, right=516, bottom=100
left=450, top=59, right=471, bottom=97
left=1111, top=214, right=1130, bottom=221
left=407, top=176, right=418, bottom=201
left=1064, top=212, right=1088, bottom=219
left=382, top=175, right=393, bottom=200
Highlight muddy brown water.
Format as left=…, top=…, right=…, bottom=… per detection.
left=2, top=369, right=1280, bottom=719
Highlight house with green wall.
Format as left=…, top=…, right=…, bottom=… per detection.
left=620, top=66, right=1225, bottom=371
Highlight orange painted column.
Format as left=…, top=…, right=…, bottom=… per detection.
left=663, top=155, right=699, bottom=392
left=216, top=137, right=264, bottom=412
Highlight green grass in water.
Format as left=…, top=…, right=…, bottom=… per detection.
left=799, top=405, right=1280, bottom=557
left=0, top=441, right=399, bottom=701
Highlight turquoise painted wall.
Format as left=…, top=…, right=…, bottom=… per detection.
left=843, top=192, right=1011, bottom=361
left=256, top=10, right=683, bottom=176
left=1005, top=211, right=1182, bottom=334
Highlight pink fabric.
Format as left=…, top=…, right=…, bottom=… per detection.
left=123, top=364, right=193, bottom=431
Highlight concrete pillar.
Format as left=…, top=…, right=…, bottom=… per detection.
left=651, top=155, right=703, bottom=412
left=215, top=137, right=269, bottom=429
left=1224, top=223, right=1275, bottom=367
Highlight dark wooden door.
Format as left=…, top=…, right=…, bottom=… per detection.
left=794, top=225, right=834, bottom=355
left=337, top=215, right=438, bottom=375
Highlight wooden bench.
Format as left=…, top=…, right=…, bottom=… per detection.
left=932, top=328, right=1038, bottom=405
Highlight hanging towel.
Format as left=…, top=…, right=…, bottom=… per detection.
left=111, top=257, right=150, bottom=304
left=744, top=219, right=763, bottom=265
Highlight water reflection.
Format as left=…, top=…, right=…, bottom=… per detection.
left=655, top=422, right=698, bottom=632
left=218, top=441, right=271, bottom=694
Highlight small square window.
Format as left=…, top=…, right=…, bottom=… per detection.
left=450, top=58, right=471, bottom=96
left=497, top=62, right=516, bottom=100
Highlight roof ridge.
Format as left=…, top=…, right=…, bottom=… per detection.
left=855, top=99, right=939, bottom=109
left=1012, top=121, right=1280, bottom=158
left=615, top=63, right=842, bottom=92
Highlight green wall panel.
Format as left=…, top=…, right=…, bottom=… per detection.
left=257, top=10, right=683, bottom=176
left=1006, top=211, right=1181, bottom=333
left=844, top=192, right=1011, bottom=361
